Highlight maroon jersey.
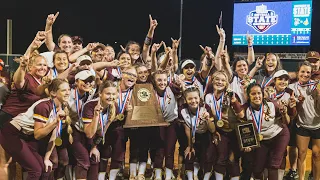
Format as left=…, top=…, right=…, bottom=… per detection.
left=33, top=99, right=53, bottom=124
left=81, top=99, right=98, bottom=124
left=2, top=73, right=42, bottom=117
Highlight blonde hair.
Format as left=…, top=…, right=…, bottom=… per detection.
left=63, top=103, right=73, bottom=144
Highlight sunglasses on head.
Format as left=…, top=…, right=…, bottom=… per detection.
left=123, top=72, right=137, bottom=78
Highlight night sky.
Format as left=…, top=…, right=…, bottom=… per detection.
left=0, top=0, right=319, bottom=61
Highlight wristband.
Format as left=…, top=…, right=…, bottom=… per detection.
left=144, top=36, right=152, bottom=46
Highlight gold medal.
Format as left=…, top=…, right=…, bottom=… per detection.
left=317, top=83, right=320, bottom=90
left=179, top=74, right=185, bottom=81
left=192, top=137, right=195, bottom=144
left=55, top=137, right=62, bottom=146
left=258, top=134, right=263, bottom=141
left=116, top=114, right=124, bottom=121
left=217, top=120, right=224, bottom=127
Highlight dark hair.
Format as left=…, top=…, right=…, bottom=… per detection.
left=117, top=51, right=131, bottom=60
left=264, top=53, right=283, bottom=73
left=125, top=41, right=141, bottom=52
left=183, top=86, right=204, bottom=107
left=57, top=34, right=72, bottom=44
left=232, top=56, right=248, bottom=72
left=53, top=50, right=69, bottom=63
left=297, top=61, right=312, bottom=72
left=48, top=78, right=69, bottom=96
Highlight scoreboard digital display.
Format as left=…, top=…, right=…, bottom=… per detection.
left=232, top=0, right=313, bottom=46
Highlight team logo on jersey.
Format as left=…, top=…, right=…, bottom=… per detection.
left=246, top=4, right=278, bottom=33
left=137, top=88, right=151, bottom=102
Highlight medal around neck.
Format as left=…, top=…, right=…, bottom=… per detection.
left=55, top=137, right=63, bottom=146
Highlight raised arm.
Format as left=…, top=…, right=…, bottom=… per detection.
left=220, top=46, right=233, bottom=80
left=247, top=32, right=255, bottom=65
left=69, top=43, right=98, bottom=63
left=215, top=25, right=226, bottom=71
left=159, top=45, right=171, bottom=70
left=25, top=31, right=47, bottom=58
left=84, top=101, right=102, bottom=139
left=142, top=15, right=158, bottom=63
left=44, top=12, right=59, bottom=51
left=171, top=38, right=181, bottom=73
left=13, top=56, right=28, bottom=89
left=199, top=45, right=215, bottom=80
left=93, top=60, right=119, bottom=71
left=150, top=42, right=162, bottom=73
left=248, top=56, right=264, bottom=78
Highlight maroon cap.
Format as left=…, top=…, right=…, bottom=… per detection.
left=71, top=36, right=83, bottom=44
left=306, top=51, right=320, bottom=62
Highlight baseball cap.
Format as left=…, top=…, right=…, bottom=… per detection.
left=93, top=43, right=106, bottom=51
left=181, top=60, right=196, bottom=69
left=306, top=51, right=320, bottom=63
left=71, top=36, right=83, bottom=44
left=273, top=70, right=289, bottom=79
left=75, top=70, right=95, bottom=80
left=76, top=55, right=92, bottom=65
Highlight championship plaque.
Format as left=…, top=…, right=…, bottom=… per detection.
left=235, top=122, right=260, bottom=150
left=123, top=83, right=169, bottom=128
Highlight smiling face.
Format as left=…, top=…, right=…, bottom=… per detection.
left=54, top=82, right=71, bottom=103
left=100, top=87, right=118, bottom=106
left=58, top=36, right=73, bottom=53
left=121, top=68, right=137, bottom=89
left=182, top=64, right=196, bottom=80
left=104, top=46, right=115, bottom=62
left=119, top=53, right=132, bottom=68
left=274, top=76, right=289, bottom=92
left=136, top=66, right=149, bottom=83
left=92, top=47, right=104, bottom=63
left=128, top=43, right=140, bottom=61
left=265, top=54, right=278, bottom=73
left=72, top=41, right=83, bottom=52
left=54, top=52, right=69, bottom=72
left=212, top=73, right=228, bottom=92
left=154, top=73, right=168, bottom=91
left=30, top=56, right=48, bottom=78
left=235, top=60, right=248, bottom=77
left=298, top=65, right=312, bottom=84
left=185, top=91, right=200, bottom=110
left=76, top=76, right=95, bottom=93
left=249, top=86, right=263, bottom=107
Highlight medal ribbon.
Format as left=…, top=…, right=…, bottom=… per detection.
left=74, top=89, right=82, bottom=116
left=53, top=101, right=62, bottom=137
left=203, top=76, right=210, bottom=95
left=100, top=109, right=109, bottom=136
left=31, top=74, right=42, bottom=85
left=262, top=76, right=273, bottom=88
left=212, top=93, right=224, bottom=121
left=118, top=88, right=132, bottom=114
left=184, top=76, right=195, bottom=85
left=117, top=67, right=122, bottom=77
left=53, top=68, right=58, bottom=79
left=191, top=107, right=200, bottom=138
left=250, top=105, right=264, bottom=133
left=275, top=91, right=285, bottom=99
left=156, top=90, right=167, bottom=112
left=298, top=81, right=317, bottom=91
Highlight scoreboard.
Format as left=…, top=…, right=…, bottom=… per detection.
left=232, top=0, right=313, bottom=46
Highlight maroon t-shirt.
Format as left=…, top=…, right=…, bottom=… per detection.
left=2, top=73, right=42, bottom=117
left=33, top=100, right=53, bottom=123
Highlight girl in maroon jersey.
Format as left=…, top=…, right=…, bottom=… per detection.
left=204, top=71, right=244, bottom=180
left=243, top=83, right=291, bottom=180
left=0, top=79, right=70, bottom=180
left=81, top=81, right=117, bottom=180
left=179, top=86, right=216, bottom=180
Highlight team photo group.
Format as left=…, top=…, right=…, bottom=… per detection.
left=0, top=2, right=319, bottom=180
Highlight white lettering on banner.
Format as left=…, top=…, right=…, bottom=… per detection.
left=234, top=53, right=307, bottom=60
